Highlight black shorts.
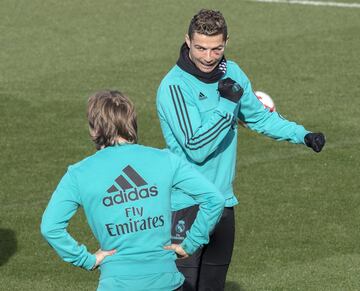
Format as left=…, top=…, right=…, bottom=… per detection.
left=171, top=205, right=235, bottom=291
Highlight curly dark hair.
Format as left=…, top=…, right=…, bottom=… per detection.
left=188, top=9, right=227, bottom=40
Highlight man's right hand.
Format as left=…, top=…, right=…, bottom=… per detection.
left=218, top=78, right=244, bottom=103
left=164, top=244, right=189, bottom=259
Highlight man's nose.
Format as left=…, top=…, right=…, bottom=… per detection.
left=204, top=50, right=213, bottom=62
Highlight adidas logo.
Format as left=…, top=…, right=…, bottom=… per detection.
left=103, top=165, right=158, bottom=207
left=107, top=165, right=147, bottom=192
left=199, top=92, right=207, bottom=100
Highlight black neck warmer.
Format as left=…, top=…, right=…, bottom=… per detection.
left=176, top=43, right=227, bottom=84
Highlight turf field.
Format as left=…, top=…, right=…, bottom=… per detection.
left=0, top=0, right=359, bottom=290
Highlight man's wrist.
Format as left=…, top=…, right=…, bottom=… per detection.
left=86, top=254, right=97, bottom=271
left=218, top=97, right=237, bottom=113
left=180, top=238, right=198, bottom=255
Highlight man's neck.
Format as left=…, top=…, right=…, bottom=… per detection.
left=116, top=137, right=129, bottom=144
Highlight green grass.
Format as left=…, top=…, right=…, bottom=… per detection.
left=0, top=0, right=359, bottom=290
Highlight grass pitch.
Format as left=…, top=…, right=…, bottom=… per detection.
left=0, top=0, right=359, bottom=290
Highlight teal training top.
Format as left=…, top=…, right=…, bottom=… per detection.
left=40, top=144, right=224, bottom=290
left=156, top=60, right=310, bottom=210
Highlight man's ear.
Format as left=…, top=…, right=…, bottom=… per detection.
left=185, top=34, right=191, bottom=48
left=225, top=35, right=229, bottom=46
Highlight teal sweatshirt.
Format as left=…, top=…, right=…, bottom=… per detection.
left=156, top=60, right=310, bottom=210
left=40, top=144, right=224, bottom=290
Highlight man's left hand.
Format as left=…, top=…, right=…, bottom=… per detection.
left=92, top=248, right=116, bottom=270
left=304, top=132, right=326, bottom=153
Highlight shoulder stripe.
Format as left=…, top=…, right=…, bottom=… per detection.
left=173, top=86, right=232, bottom=146
left=172, top=85, right=191, bottom=141
left=190, top=114, right=230, bottom=142
left=185, top=118, right=233, bottom=150
left=177, top=86, right=231, bottom=145
left=170, top=84, right=233, bottom=150
left=169, top=85, right=187, bottom=141
left=176, top=85, right=194, bottom=136
left=186, top=114, right=231, bottom=146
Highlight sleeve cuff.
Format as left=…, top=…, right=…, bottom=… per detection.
left=296, top=127, right=311, bottom=145
left=84, top=253, right=97, bottom=271
left=180, top=237, right=201, bottom=256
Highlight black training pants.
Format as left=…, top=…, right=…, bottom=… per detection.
left=172, top=206, right=235, bottom=291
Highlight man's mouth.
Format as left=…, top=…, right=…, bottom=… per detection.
left=202, top=62, right=216, bottom=67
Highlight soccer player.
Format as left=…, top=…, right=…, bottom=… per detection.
left=40, top=90, right=225, bottom=291
left=156, top=9, right=325, bottom=291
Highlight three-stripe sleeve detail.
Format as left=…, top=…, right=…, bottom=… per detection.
left=169, top=85, right=233, bottom=150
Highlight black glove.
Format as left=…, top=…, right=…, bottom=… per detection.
left=304, top=132, right=325, bottom=153
left=218, top=78, right=244, bottom=103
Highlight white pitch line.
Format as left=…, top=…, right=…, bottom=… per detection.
left=254, top=0, right=360, bottom=8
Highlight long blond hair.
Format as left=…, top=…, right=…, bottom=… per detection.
left=87, top=90, right=137, bottom=149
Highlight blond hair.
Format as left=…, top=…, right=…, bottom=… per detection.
left=87, top=90, right=137, bottom=149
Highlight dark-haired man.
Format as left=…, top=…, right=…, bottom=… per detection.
left=156, top=8, right=325, bottom=291
left=41, top=90, right=225, bottom=291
